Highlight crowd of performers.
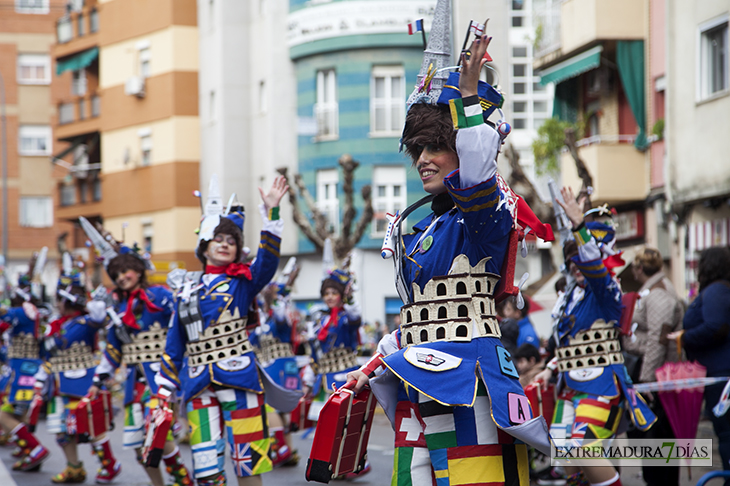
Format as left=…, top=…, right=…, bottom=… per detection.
left=0, top=6, right=712, bottom=486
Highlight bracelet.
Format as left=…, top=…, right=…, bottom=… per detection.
left=268, top=206, right=280, bottom=221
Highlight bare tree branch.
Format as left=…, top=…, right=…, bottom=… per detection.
left=348, top=185, right=374, bottom=260
left=503, top=143, right=554, bottom=226
left=339, top=154, right=358, bottom=243
left=277, top=168, right=325, bottom=251
left=564, top=128, right=593, bottom=191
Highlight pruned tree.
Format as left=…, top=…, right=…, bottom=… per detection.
left=277, top=154, right=374, bottom=262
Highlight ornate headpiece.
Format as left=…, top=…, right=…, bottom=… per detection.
left=196, top=173, right=245, bottom=248
left=79, top=217, right=154, bottom=272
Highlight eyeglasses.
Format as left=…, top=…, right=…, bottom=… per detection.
left=212, top=234, right=237, bottom=246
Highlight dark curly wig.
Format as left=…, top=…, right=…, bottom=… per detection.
left=107, top=254, right=148, bottom=288
left=401, top=103, right=457, bottom=164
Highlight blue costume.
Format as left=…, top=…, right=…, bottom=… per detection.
left=93, top=285, right=175, bottom=449
left=516, top=316, right=539, bottom=348
left=0, top=305, right=41, bottom=413
left=549, top=224, right=656, bottom=444
left=249, top=287, right=301, bottom=391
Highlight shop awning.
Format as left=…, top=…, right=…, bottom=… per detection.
left=56, top=47, right=98, bottom=76
left=539, top=45, right=603, bottom=86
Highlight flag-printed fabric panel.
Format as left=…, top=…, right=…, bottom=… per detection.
left=187, top=386, right=271, bottom=479
left=550, top=393, right=623, bottom=447
left=45, top=395, right=80, bottom=434
left=123, top=393, right=173, bottom=449
left=391, top=381, right=530, bottom=485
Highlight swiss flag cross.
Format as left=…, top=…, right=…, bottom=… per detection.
left=394, top=402, right=426, bottom=448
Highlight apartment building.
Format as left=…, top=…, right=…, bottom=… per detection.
left=0, top=0, right=71, bottom=289
left=51, top=0, right=201, bottom=283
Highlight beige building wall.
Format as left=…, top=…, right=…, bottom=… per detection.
left=99, top=26, right=198, bottom=89
left=101, top=116, right=200, bottom=174
left=561, top=0, right=647, bottom=55
left=105, top=207, right=200, bottom=255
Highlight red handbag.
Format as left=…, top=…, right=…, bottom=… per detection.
left=73, top=391, right=113, bottom=438
left=305, top=382, right=376, bottom=483
left=142, top=404, right=173, bottom=468
left=524, top=382, right=555, bottom=425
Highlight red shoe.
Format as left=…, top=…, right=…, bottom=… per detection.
left=12, top=445, right=50, bottom=471
left=95, top=458, right=121, bottom=484
left=11, top=446, right=24, bottom=458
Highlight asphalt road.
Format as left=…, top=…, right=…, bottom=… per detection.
left=0, top=407, right=395, bottom=486
left=0, top=405, right=723, bottom=486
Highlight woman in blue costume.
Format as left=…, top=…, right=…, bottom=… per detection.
left=34, top=260, right=122, bottom=483
left=0, top=272, right=49, bottom=472
left=347, top=31, right=550, bottom=486
left=533, top=188, right=656, bottom=486
left=85, top=246, right=192, bottom=486
left=156, top=175, right=298, bottom=486
left=301, top=269, right=361, bottom=403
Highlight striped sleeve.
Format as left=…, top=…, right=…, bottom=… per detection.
left=571, top=226, right=621, bottom=317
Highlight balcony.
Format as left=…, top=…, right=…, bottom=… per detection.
left=560, top=135, right=647, bottom=206
left=534, top=0, right=647, bottom=69
left=56, top=93, right=101, bottom=139
left=53, top=6, right=99, bottom=59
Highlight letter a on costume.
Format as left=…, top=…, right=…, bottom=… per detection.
left=508, top=392, right=532, bottom=424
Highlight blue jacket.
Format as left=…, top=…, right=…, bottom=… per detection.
left=683, top=281, right=730, bottom=376
left=0, top=306, right=41, bottom=405
left=160, top=230, right=281, bottom=403
left=516, top=316, right=539, bottom=348
left=97, top=286, right=174, bottom=404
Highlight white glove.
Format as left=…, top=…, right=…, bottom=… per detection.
left=86, top=300, right=107, bottom=323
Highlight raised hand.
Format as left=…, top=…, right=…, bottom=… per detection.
left=555, top=186, right=585, bottom=229
left=459, top=30, right=491, bottom=98
left=258, top=175, right=290, bottom=213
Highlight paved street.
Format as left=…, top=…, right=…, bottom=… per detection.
left=0, top=405, right=724, bottom=486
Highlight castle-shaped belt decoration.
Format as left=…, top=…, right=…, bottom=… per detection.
left=50, top=341, right=97, bottom=372
left=400, top=255, right=502, bottom=348
left=8, top=333, right=39, bottom=360
left=254, top=332, right=294, bottom=365
left=315, top=345, right=359, bottom=376
left=122, top=322, right=167, bottom=365
left=186, top=306, right=253, bottom=367
left=556, top=319, right=624, bottom=372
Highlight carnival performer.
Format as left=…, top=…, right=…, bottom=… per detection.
left=33, top=256, right=122, bottom=483
left=533, top=187, right=656, bottom=486
left=83, top=232, right=192, bottom=486
left=346, top=18, right=552, bottom=485
left=156, top=175, right=298, bottom=486
left=0, top=260, right=50, bottom=471
left=249, top=259, right=301, bottom=467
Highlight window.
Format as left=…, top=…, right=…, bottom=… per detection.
left=139, top=46, right=151, bottom=78
left=91, top=95, right=100, bottom=117
left=140, top=132, right=152, bottom=166
left=15, top=0, right=49, bottom=14
left=513, top=118, right=526, bottom=129
left=371, top=65, right=405, bottom=136
left=316, top=169, right=339, bottom=232
left=92, top=177, right=102, bottom=201
left=513, top=46, right=527, bottom=58
left=534, top=101, right=548, bottom=112
left=89, top=9, right=98, bottom=32
left=78, top=180, right=88, bottom=204
left=57, top=16, right=72, bottom=43
left=72, top=69, right=87, bottom=96
left=699, top=18, right=728, bottom=99
left=59, top=103, right=74, bottom=124
left=17, top=54, right=50, bottom=84
left=514, top=101, right=526, bottom=113
left=371, top=166, right=407, bottom=236
left=77, top=13, right=85, bottom=37
left=512, top=0, right=523, bottom=10
left=533, top=82, right=547, bottom=92
left=512, top=16, right=523, bottom=27
left=314, top=69, right=338, bottom=139
left=513, top=82, right=526, bottom=94
left=513, top=64, right=527, bottom=77
left=19, top=197, right=52, bottom=227
left=60, top=184, right=76, bottom=206
left=18, top=125, right=51, bottom=155
left=143, top=222, right=153, bottom=253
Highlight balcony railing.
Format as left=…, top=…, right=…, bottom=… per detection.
left=534, top=0, right=562, bottom=57
left=57, top=16, right=73, bottom=44
left=58, top=94, right=100, bottom=125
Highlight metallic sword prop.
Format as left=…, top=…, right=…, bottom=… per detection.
left=548, top=178, right=572, bottom=244
left=79, top=216, right=118, bottom=265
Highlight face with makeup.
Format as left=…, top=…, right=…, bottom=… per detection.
left=415, top=144, right=459, bottom=195
left=204, top=233, right=238, bottom=267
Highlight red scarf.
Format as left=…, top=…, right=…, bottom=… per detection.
left=122, top=288, right=163, bottom=330
left=205, top=263, right=252, bottom=280
left=48, top=311, right=82, bottom=337
left=317, top=307, right=342, bottom=342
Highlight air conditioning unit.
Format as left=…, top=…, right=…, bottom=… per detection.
left=125, top=76, right=146, bottom=98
